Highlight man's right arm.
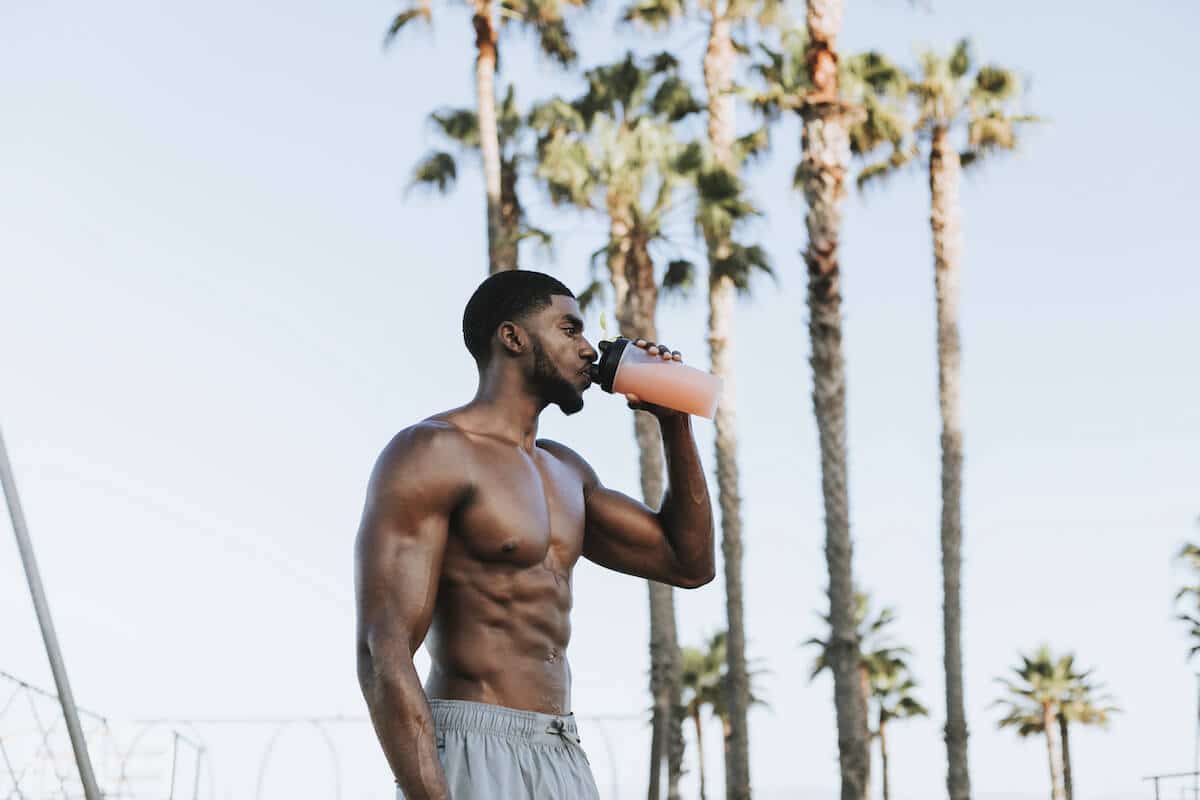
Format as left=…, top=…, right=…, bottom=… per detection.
left=354, top=423, right=466, bottom=800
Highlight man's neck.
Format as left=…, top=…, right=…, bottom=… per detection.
left=465, top=371, right=546, bottom=452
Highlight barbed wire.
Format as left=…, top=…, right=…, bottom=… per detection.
left=0, top=670, right=206, bottom=800
left=2, top=670, right=646, bottom=799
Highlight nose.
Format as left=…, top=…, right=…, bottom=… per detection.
left=581, top=338, right=598, bottom=364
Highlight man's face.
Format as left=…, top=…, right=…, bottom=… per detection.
left=527, top=295, right=598, bottom=416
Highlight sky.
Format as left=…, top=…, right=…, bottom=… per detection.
left=1, top=0, right=1198, bottom=798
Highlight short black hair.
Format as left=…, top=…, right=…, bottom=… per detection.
left=463, top=270, right=575, bottom=367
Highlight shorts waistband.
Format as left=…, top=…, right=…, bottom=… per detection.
left=428, top=699, right=581, bottom=744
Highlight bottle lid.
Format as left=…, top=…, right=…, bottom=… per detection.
left=590, top=337, right=629, bottom=393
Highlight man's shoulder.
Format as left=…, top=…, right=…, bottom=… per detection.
left=370, top=419, right=474, bottom=491
left=536, top=438, right=599, bottom=486
left=385, top=418, right=471, bottom=457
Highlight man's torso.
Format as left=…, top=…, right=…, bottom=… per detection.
left=419, top=412, right=587, bottom=716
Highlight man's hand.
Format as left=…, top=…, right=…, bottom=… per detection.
left=625, top=338, right=686, bottom=420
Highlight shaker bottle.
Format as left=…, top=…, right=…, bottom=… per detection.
left=588, top=337, right=723, bottom=419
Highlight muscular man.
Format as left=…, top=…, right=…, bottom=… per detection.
left=354, top=270, right=715, bottom=799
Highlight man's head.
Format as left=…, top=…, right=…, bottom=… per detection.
left=462, top=270, right=598, bottom=415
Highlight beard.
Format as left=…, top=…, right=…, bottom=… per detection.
left=531, top=336, right=585, bottom=416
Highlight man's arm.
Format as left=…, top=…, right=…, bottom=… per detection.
left=354, top=423, right=466, bottom=800
left=544, top=413, right=715, bottom=589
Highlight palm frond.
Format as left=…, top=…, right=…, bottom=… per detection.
left=648, top=51, right=681, bottom=75
left=712, top=242, right=772, bottom=295
left=856, top=144, right=917, bottom=190
left=620, top=0, right=685, bottom=30
left=734, top=126, right=771, bottom=165
left=843, top=51, right=908, bottom=99
left=529, top=98, right=586, bottom=136
left=748, top=34, right=808, bottom=119
left=409, top=151, right=458, bottom=192
left=576, top=278, right=606, bottom=312
left=534, top=18, right=577, bottom=66
left=967, top=113, right=1017, bottom=151
left=536, top=132, right=594, bottom=206
left=516, top=224, right=555, bottom=260
left=849, top=93, right=910, bottom=157
left=973, top=65, right=1020, bottom=103
left=430, top=109, right=481, bottom=147
left=948, top=39, right=972, bottom=79
left=661, top=259, right=696, bottom=299
left=696, top=166, right=758, bottom=239
left=651, top=75, right=702, bottom=122
left=671, top=140, right=705, bottom=176
left=384, top=4, right=432, bottom=44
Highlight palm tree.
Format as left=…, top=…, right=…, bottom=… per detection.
left=386, top=0, right=587, bottom=273
left=805, top=592, right=911, bottom=799
left=620, top=4, right=777, bottom=795
left=410, top=86, right=552, bottom=269
left=871, top=656, right=928, bottom=800
left=747, top=23, right=870, bottom=800
left=534, top=52, right=700, bottom=800
left=798, top=3, right=868, bottom=790
left=993, top=648, right=1119, bottom=800
left=1174, top=528, right=1200, bottom=660
left=993, top=646, right=1075, bottom=800
left=681, top=631, right=771, bottom=800
left=851, top=42, right=1037, bottom=800
left=681, top=634, right=724, bottom=800
left=1056, top=669, right=1118, bottom=800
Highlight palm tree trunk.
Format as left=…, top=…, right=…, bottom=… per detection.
left=879, top=716, right=890, bottom=800
left=693, top=706, right=708, bottom=800
left=610, top=214, right=683, bottom=800
left=1057, top=714, right=1073, bottom=800
left=929, top=123, right=971, bottom=800
left=1042, top=703, right=1066, bottom=800
left=471, top=0, right=509, bottom=274
left=859, top=664, right=872, bottom=799
left=800, top=2, right=868, bottom=798
left=702, top=10, right=751, bottom=800
left=498, top=157, right=521, bottom=269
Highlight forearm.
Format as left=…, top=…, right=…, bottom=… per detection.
left=358, top=652, right=450, bottom=800
left=657, top=414, right=715, bottom=584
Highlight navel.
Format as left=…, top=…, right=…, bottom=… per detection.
left=501, top=542, right=517, bottom=553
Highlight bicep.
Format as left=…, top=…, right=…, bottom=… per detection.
left=581, top=483, right=682, bottom=584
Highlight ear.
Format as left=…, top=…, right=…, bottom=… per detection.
left=497, top=321, right=528, bottom=357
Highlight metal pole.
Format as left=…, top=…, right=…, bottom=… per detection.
left=0, top=425, right=102, bottom=800
left=169, top=731, right=180, bottom=800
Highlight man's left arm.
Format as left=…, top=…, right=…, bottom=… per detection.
left=549, top=341, right=716, bottom=589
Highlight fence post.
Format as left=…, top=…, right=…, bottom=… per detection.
left=0, top=426, right=102, bottom=800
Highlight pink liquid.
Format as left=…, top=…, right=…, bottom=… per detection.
left=612, top=349, right=723, bottom=419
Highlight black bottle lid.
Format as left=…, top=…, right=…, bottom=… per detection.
left=589, top=336, right=629, bottom=393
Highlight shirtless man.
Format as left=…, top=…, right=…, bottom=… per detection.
left=354, top=270, right=715, bottom=799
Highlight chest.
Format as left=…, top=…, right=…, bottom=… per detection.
left=453, top=445, right=585, bottom=568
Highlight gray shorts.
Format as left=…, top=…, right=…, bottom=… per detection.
left=396, top=699, right=601, bottom=799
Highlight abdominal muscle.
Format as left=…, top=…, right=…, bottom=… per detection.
left=422, top=555, right=576, bottom=716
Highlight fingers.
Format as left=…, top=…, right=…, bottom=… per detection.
left=634, top=339, right=682, bottom=361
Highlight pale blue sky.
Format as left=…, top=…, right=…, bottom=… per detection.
left=2, top=0, right=1198, bottom=798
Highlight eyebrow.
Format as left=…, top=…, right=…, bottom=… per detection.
left=561, top=314, right=585, bottom=331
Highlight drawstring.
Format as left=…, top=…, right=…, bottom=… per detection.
left=546, top=717, right=580, bottom=745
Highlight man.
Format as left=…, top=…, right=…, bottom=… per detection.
left=354, top=270, right=715, bottom=799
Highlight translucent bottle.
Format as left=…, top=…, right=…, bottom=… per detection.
left=589, top=337, right=723, bottom=419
